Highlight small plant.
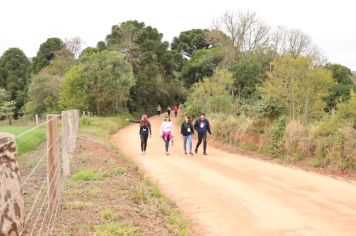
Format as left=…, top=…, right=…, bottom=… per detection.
left=270, top=115, right=287, bottom=157
left=65, top=201, right=90, bottom=210
left=132, top=185, right=147, bottom=204
left=95, top=223, right=142, bottom=236
left=72, top=169, right=105, bottom=182
left=112, top=167, right=126, bottom=176
left=99, top=209, right=118, bottom=221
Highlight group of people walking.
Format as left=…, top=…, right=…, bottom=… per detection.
left=129, top=110, right=211, bottom=156
left=156, top=104, right=179, bottom=118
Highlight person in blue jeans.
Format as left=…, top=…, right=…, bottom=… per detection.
left=181, top=116, right=194, bottom=155
left=194, top=113, right=212, bottom=155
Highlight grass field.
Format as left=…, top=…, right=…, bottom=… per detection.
left=0, top=126, right=46, bottom=155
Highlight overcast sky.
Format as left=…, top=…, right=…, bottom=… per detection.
left=0, top=0, right=355, bottom=70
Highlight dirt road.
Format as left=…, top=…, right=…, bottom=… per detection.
left=111, top=116, right=356, bottom=236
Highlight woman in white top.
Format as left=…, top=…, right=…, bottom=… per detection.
left=160, top=116, right=174, bottom=155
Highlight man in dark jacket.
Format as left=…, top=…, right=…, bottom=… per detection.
left=194, top=113, right=212, bottom=155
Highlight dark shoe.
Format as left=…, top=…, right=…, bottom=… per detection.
left=184, top=152, right=187, bottom=155
left=195, top=148, right=198, bottom=154
left=190, top=152, right=194, bottom=156
left=203, top=153, right=208, bottom=155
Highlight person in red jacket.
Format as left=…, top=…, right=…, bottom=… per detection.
left=173, top=104, right=179, bottom=117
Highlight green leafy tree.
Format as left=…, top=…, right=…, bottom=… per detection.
left=31, top=38, right=64, bottom=74
left=184, top=69, right=235, bottom=117
left=171, top=29, right=211, bottom=58
left=25, top=72, right=62, bottom=114
left=0, top=48, right=30, bottom=114
left=60, top=50, right=136, bottom=115
left=106, top=20, right=182, bottom=112
left=258, top=56, right=333, bottom=121
left=45, top=47, right=75, bottom=76
left=0, top=100, right=16, bottom=125
left=324, top=64, right=355, bottom=111
left=181, top=47, right=225, bottom=87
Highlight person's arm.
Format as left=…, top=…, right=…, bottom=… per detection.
left=181, top=123, right=184, bottom=135
left=194, top=120, right=198, bottom=131
left=160, top=122, right=163, bottom=137
left=127, top=119, right=141, bottom=123
left=207, top=120, right=212, bottom=135
left=149, top=123, right=152, bottom=136
left=191, top=124, right=195, bottom=135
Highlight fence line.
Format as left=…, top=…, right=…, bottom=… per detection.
left=0, top=109, right=79, bottom=235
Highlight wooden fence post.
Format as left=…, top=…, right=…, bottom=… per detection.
left=47, top=115, right=58, bottom=211
left=35, top=114, right=39, bottom=127
left=62, top=111, right=70, bottom=177
left=0, top=132, right=24, bottom=235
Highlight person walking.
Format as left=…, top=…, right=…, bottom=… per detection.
left=173, top=104, right=179, bottom=117
left=194, top=113, right=211, bottom=155
left=157, top=104, right=162, bottom=116
left=181, top=116, right=194, bottom=155
left=127, top=115, right=152, bottom=155
left=166, top=106, right=172, bottom=117
left=160, top=116, right=174, bottom=155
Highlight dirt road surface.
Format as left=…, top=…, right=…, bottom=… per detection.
left=111, top=116, right=356, bottom=236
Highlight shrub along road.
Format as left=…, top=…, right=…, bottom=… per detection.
left=112, top=115, right=356, bottom=236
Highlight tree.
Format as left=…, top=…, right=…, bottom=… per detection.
left=96, top=41, right=107, bottom=51
left=106, top=20, right=182, bottom=112
left=25, top=72, right=62, bottom=114
left=171, top=29, right=211, bottom=58
left=210, top=10, right=270, bottom=64
left=65, top=37, right=84, bottom=58
left=31, top=38, right=64, bottom=74
left=0, top=48, right=30, bottom=114
left=45, top=47, right=75, bottom=76
left=60, top=50, right=136, bottom=115
left=0, top=100, right=16, bottom=125
left=181, top=47, right=225, bottom=87
left=324, top=64, right=355, bottom=111
left=258, top=56, right=333, bottom=121
left=184, top=69, right=235, bottom=117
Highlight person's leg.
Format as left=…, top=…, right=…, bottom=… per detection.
left=143, top=134, right=148, bottom=152
left=195, top=133, right=203, bottom=153
left=188, top=135, right=193, bottom=154
left=203, top=133, right=208, bottom=155
left=183, top=136, right=187, bottom=154
left=140, top=134, right=144, bottom=152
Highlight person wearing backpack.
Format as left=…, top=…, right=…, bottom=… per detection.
left=194, top=113, right=211, bottom=155
left=181, top=116, right=194, bottom=155
left=173, top=104, right=179, bottom=117
left=127, top=115, right=152, bottom=155
left=157, top=104, right=162, bottom=116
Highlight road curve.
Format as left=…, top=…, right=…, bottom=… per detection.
left=111, top=115, right=356, bottom=236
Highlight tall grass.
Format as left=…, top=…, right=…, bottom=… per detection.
left=0, top=126, right=46, bottom=155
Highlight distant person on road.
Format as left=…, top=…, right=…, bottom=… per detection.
left=127, top=115, right=152, bottom=155
left=173, top=104, right=179, bottom=117
left=194, top=113, right=211, bottom=155
left=157, top=104, right=162, bottom=116
left=167, top=106, right=172, bottom=117
left=160, top=116, right=174, bottom=155
left=181, top=116, right=194, bottom=155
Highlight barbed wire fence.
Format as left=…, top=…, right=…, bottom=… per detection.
left=0, top=109, right=79, bottom=235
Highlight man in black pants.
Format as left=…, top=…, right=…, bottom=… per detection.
left=194, top=113, right=212, bottom=155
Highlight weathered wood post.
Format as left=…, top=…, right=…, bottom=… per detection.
left=47, top=115, right=58, bottom=211
left=61, top=111, right=70, bottom=177
left=0, top=133, right=24, bottom=235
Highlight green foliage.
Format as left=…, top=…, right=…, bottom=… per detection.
left=25, top=72, right=62, bottom=114
left=171, top=29, right=211, bottom=58
left=270, top=115, right=287, bottom=157
left=258, top=56, right=333, bottom=121
left=46, top=47, right=75, bottom=76
left=99, top=209, right=119, bottom=221
left=0, top=126, right=46, bottom=155
left=0, top=48, right=30, bottom=114
left=181, top=47, right=225, bottom=87
left=184, top=69, right=235, bottom=118
left=60, top=50, right=136, bottom=115
left=324, top=64, right=354, bottom=111
left=31, top=38, right=64, bottom=75
left=72, top=169, right=106, bottom=182
left=95, top=223, right=142, bottom=236
left=0, top=101, right=16, bottom=125
left=106, top=20, right=183, bottom=112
